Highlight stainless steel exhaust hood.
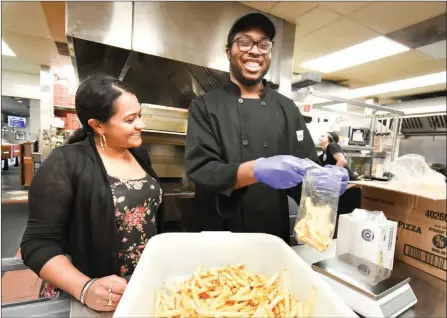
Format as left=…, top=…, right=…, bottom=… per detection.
left=70, top=36, right=231, bottom=109
left=66, top=2, right=296, bottom=109
left=400, top=113, right=447, bottom=136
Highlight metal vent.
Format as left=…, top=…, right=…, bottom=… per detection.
left=428, top=115, right=447, bottom=129
left=186, top=64, right=221, bottom=92
left=401, top=114, right=447, bottom=136
left=402, top=117, right=423, bottom=129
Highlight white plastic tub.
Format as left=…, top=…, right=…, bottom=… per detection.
left=114, top=232, right=357, bottom=317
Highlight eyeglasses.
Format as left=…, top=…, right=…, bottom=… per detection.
left=231, top=37, right=274, bottom=54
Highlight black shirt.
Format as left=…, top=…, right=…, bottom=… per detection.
left=20, top=136, right=164, bottom=278
left=184, top=78, right=319, bottom=243
left=319, top=142, right=357, bottom=181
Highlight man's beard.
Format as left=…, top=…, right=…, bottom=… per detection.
left=229, top=58, right=269, bottom=87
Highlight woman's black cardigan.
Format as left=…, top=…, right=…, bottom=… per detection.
left=20, top=136, right=164, bottom=278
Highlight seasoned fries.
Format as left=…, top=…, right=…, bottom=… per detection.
left=154, top=265, right=316, bottom=318
left=294, top=197, right=335, bottom=252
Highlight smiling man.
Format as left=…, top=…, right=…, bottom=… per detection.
left=184, top=13, right=345, bottom=243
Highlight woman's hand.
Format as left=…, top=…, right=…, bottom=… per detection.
left=84, top=275, right=128, bottom=312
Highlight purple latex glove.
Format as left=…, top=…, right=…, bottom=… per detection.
left=319, top=165, right=349, bottom=195
left=254, top=155, right=311, bottom=189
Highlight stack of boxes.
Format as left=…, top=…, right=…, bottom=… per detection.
left=65, top=112, right=80, bottom=131
left=53, top=79, right=73, bottom=107
left=53, top=78, right=79, bottom=131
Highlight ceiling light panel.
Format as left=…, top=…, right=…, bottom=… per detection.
left=300, top=36, right=410, bottom=73
left=345, top=72, right=447, bottom=99
left=2, top=40, right=16, bottom=56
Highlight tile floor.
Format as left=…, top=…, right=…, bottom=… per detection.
left=2, top=168, right=39, bottom=305
left=1, top=249, right=43, bottom=305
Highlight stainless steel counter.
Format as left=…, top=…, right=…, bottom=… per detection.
left=2, top=241, right=445, bottom=318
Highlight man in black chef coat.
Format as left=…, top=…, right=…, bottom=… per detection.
left=184, top=13, right=345, bottom=244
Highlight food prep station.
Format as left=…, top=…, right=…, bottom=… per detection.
left=2, top=2, right=446, bottom=317
left=2, top=240, right=445, bottom=318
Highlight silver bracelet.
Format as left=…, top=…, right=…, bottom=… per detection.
left=80, top=278, right=97, bottom=305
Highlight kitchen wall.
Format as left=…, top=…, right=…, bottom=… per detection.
left=28, top=99, right=41, bottom=140
left=1, top=70, right=40, bottom=100
left=398, top=135, right=446, bottom=164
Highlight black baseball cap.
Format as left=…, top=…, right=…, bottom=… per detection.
left=327, top=132, right=339, bottom=143
left=227, top=13, right=276, bottom=46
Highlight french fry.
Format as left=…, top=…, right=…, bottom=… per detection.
left=283, top=269, right=290, bottom=317
left=295, top=197, right=335, bottom=252
left=153, top=265, right=317, bottom=318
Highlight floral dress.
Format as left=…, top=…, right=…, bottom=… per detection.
left=109, top=173, right=162, bottom=277
left=40, top=173, right=162, bottom=298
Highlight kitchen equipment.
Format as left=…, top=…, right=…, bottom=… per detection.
left=337, top=209, right=397, bottom=270
left=114, top=232, right=357, bottom=318
left=373, top=152, right=388, bottom=180
left=312, top=254, right=416, bottom=318
left=348, top=128, right=370, bottom=146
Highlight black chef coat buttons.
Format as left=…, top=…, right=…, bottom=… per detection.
left=238, top=98, right=244, bottom=103
left=262, top=141, right=268, bottom=148
left=261, top=100, right=266, bottom=106
left=242, top=139, right=249, bottom=146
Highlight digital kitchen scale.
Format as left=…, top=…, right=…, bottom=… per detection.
left=312, top=254, right=417, bottom=318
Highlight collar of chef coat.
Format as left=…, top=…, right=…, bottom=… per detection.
left=224, top=77, right=269, bottom=99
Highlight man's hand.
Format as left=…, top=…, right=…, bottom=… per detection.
left=321, top=165, right=349, bottom=195
left=254, top=155, right=313, bottom=189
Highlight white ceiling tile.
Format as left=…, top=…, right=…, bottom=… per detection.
left=269, top=2, right=318, bottom=23
left=323, top=50, right=446, bottom=87
left=240, top=2, right=277, bottom=13
left=349, top=2, right=447, bottom=34
left=1, top=2, right=53, bottom=40
left=295, top=6, right=342, bottom=39
left=416, top=40, right=447, bottom=59
left=293, top=17, right=379, bottom=70
left=2, top=31, right=60, bottom=67
left=319, top=2, right=372, bottom=15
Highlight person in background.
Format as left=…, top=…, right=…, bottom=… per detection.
left=184, top=13, right=349, bottom=244
left=319, top=131, right=362, bottom=231
left=20, top=74, right=164, bottom=312
left=319, top=131, right=357, bottom=181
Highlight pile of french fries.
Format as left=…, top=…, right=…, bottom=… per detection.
left=294, top=197, right=335, bottom=252
left=154, top=264, right=316, bottom=317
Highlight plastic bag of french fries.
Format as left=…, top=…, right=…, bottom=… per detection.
left=153, top=264, right=317, bottom=318
left=294, top=167, right=342, bottom=252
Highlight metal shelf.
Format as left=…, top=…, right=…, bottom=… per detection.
left=345, top=154, right=373, bottom=158
left=315, top=144, right=373, bottom=152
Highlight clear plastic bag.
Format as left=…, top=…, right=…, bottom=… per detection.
left=389, top=154, right=446, bottom=198
left=294, top=166, right=343, bottom=252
